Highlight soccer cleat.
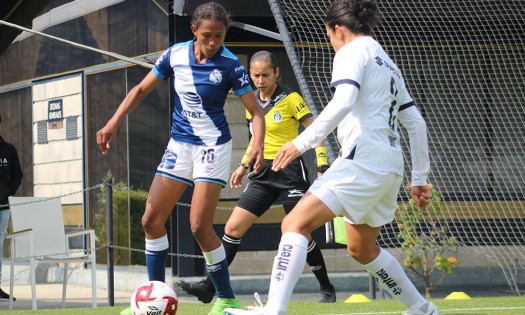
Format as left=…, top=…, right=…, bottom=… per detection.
left=318, top=285, right=336, bottom=303
left=178, top=279, right=215, bottom=304
left=208, top=297, right=240, bottom=315
left=224, top=292, right=265, bottom=315
left=402, top=302, right=442, bottom=315
left=119, top=307, right=133, bottom=315
left=0, top=288, right=15, bottom=301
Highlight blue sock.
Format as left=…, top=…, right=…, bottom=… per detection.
left=204, top=245, right=235, bottom=299
left=145, top=235, right=169, bottom=282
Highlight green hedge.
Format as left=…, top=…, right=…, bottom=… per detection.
left=95, top=180, right=151, bottom=266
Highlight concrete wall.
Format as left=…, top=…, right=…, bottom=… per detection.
left=32, top=74, right=84, bottom=226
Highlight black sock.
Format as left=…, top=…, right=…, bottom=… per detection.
left=222, top=233, right=241, bottom=265
left=306, top=240, right=332, bottom=289
left=204, top=234, right=241, bottom=288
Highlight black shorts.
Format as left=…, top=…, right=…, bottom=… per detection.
left=237, top=158, right=310, bottom=217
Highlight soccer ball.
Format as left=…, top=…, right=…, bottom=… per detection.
left=130, top=280, right=178, bottom=315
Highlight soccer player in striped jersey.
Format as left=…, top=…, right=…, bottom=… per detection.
left=225, top=0, right=441, bottom=315
left=179, top=50, right=336, bottom=304
left=96, top=2, right=265, bottom=315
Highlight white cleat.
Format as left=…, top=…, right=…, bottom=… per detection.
left=402, top=302, right=442, bottom=315
left=224, top=293, right=265, bottom=315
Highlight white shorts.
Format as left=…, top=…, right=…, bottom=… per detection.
left=308, top=158, right=403, bottom=227
left=155, top=139, right=232, bottom=187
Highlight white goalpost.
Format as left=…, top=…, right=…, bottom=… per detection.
left=269, top=0, right=525, bottom=294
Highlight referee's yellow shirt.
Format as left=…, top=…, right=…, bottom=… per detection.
left=247, top=85, right=312, bottom=160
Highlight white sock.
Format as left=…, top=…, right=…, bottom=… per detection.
left=202, top=244, right=226, bottom=264
left=265, top=232, right=308, bottom=315
left=363, top=248, right=427, bottom=310
left=145, top=234, right=169, bottom=252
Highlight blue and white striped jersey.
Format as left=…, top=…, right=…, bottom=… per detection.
left=153, top=40, right=252, bottom=146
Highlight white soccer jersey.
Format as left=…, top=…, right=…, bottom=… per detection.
left=153, top=40, right=252, bottom=146
left=294, top=36, right=429, bottom=182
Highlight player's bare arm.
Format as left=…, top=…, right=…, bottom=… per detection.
left=240, top=91, right=265, bottom=173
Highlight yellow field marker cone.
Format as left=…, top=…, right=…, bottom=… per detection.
left=344, top=294, right=371, bottom=303
left=445, top=291, right=471, bottom=300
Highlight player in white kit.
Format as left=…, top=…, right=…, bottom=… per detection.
left=225, top=0, right=441, bottom=314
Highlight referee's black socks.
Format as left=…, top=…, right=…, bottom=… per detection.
left=222, top=234, right=242, bottom=265
left=306, top=240, right=333, bottom=289
left=200, top=234, right=242, bottom=290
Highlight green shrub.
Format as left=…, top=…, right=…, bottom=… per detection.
left=95, top=173, right=149, bottom=265
left=396, top=184, right=458, bottom=298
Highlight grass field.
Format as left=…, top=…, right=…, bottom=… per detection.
left=1, top=296, right=524, bottom=315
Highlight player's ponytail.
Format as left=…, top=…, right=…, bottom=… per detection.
left=325, top=0, right=379, bottom=35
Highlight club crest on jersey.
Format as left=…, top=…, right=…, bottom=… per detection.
left=183, top=92, right=202, bottom=108
left=273, top=111, right=282, bottom=123
left=209, top=69, right=223, bottom=83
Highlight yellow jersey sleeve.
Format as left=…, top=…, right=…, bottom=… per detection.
left=287, top=92, right=312, bottom=122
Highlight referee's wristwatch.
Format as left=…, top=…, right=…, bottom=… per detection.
left=317, top=165, right=329, bottom=174
left=239, top=163, right=249, bottom=169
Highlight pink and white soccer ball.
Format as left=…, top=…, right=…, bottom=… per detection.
left=130, top=280, right=178, bottom=315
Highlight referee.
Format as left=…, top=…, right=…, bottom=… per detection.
left=179, top=51, right=336, bottom=304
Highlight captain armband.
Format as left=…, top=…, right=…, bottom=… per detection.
left=241, top=145, right=253, bottom=164
left=315, top=147, right=329, bottom=167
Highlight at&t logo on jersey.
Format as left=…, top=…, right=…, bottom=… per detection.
left=273, top=111, right=282, bottom=123
left=183, top=92, right=202, bottom=108
left=209, top=69, right=223, bottom=83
